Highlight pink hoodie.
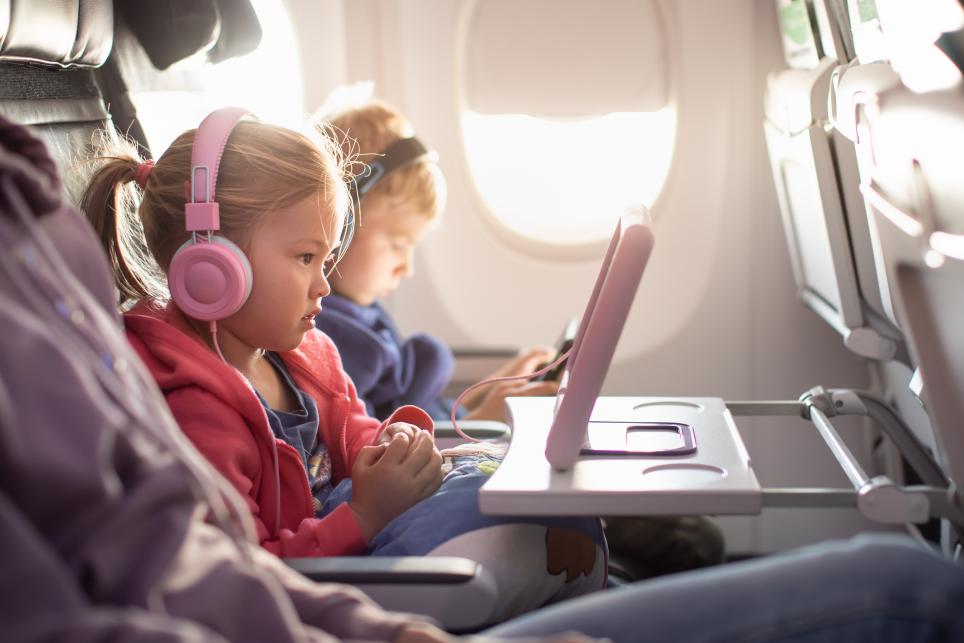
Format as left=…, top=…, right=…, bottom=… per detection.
left=124, top=301, right=434, bottom=558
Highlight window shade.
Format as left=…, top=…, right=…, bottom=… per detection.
left=463, top=0, right=669, bottom=117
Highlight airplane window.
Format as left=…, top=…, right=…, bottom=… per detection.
left=461, top=108, right=675, bottom=246
left=135, top=0, right=304, bottom=154
left=459, top=0, right=674, bottom=247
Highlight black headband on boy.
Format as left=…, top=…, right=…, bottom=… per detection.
left=348, top=136, right=437, bottom=210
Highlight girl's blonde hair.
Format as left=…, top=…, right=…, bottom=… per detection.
left=82, top=120, right=350, bottom=307
left=323, top=100, right=445, bottom=223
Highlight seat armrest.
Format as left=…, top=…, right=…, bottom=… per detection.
left=286, top=556, right=478, bottom=584
left=285, top=557, right=500, bottom=631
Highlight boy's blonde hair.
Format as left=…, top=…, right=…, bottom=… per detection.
left=82, top=121, right=350, bottom=307
left=324, top=100, right=445, bottom=222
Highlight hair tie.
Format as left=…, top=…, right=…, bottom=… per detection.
left=134, top=160, right=155, bottom=188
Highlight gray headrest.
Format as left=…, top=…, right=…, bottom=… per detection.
left=116, top=0, right=262, bottom=70
left=0, top=0, right=113, bottom=68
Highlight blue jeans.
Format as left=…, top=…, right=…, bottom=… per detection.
left=485, top=533, right=964, bottom=642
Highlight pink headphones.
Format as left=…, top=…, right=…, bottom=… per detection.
left=168, top=107, right=254, bottom=321
left=168, top=109, right=283, bottom=531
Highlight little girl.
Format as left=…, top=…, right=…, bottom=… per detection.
left=82, top=109, right=606, bottom=625
left=82, top=109, right=443, bottom=557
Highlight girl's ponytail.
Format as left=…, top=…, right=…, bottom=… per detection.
left=81, top=136, right=165, bottom=307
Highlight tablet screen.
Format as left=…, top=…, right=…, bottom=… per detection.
left=544, top=209, right=655, bottom=470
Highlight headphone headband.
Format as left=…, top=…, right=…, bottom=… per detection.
left=351, top=136, right=437, bottom=203
left=170, top=107, right=255, bottom=323
left=186, top=107, right=252, bottom=231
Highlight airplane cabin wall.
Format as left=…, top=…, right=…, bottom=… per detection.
left=286, top=0, right=898, bottom=554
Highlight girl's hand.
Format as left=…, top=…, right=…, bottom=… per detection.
left=349, top=431, right=443, bottom=540
left=462, top=347, right=555, bottom=410
left=463, top=380, right=559, bottom=423
left=378, top=422, right=425, bottom=446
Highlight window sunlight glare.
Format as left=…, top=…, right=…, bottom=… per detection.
left=462, top=110, right=676, bottom=246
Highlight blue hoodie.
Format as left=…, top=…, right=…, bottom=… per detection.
left=316, top=294, right=462, bottom=420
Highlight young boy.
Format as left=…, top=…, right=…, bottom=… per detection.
left=315, top=97, right=727, bottom=582
left=314, top=99, right=556, bottom=422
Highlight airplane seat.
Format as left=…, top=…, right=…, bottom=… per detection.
left=764, top=0, right=914, bottom=488
left=855, top=87, right=964, bottom=551
left=863, top=86, right=964, bottom=481
left=765, top=0, right=903, bottom=363
left=834, top=1, right=964, bottom=505
left=828, top=0, right=962, bottom=449
left=760, top=0, right=963, bottom=531
left=810, top=0, right=964, bottom=548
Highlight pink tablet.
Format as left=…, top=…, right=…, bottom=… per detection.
left=544, top=210, right=657, bottom=470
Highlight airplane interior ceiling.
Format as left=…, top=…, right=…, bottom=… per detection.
left=285, top=0, right=900, bottom=553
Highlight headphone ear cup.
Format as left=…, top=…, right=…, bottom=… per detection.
left=168, top=236, right=253, bottom=321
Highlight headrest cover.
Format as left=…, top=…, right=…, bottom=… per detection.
left=0, top=0, right=113, bottom=68
left=117, top=0, right=262, bottom=70
left=208, top=0, right=264, bottom=64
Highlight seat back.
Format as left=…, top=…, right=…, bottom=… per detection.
left=765, top=0, right=902, bottom=360
left=0, top=0, right=115, bottom=202
left=768, top=0, right=964, bottom=473
left=840, top=0, right=964, bottom=484
left=831, top=60, right=906, bottom=327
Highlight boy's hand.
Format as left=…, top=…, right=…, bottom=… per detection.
left=349, top=431, right=443, bottom=540
left=462, top=347, right=555, bottom=410
left=494, top=346, right=556, bottom=378
left=464, top=380, right=559, bottom=423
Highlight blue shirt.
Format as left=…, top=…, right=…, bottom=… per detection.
left=255, top=352, right=332, bottom=512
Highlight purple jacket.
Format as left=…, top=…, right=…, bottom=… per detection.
left=0, top=115, right=425, bottom=642
left=316, top=294, right=459, bottom=420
